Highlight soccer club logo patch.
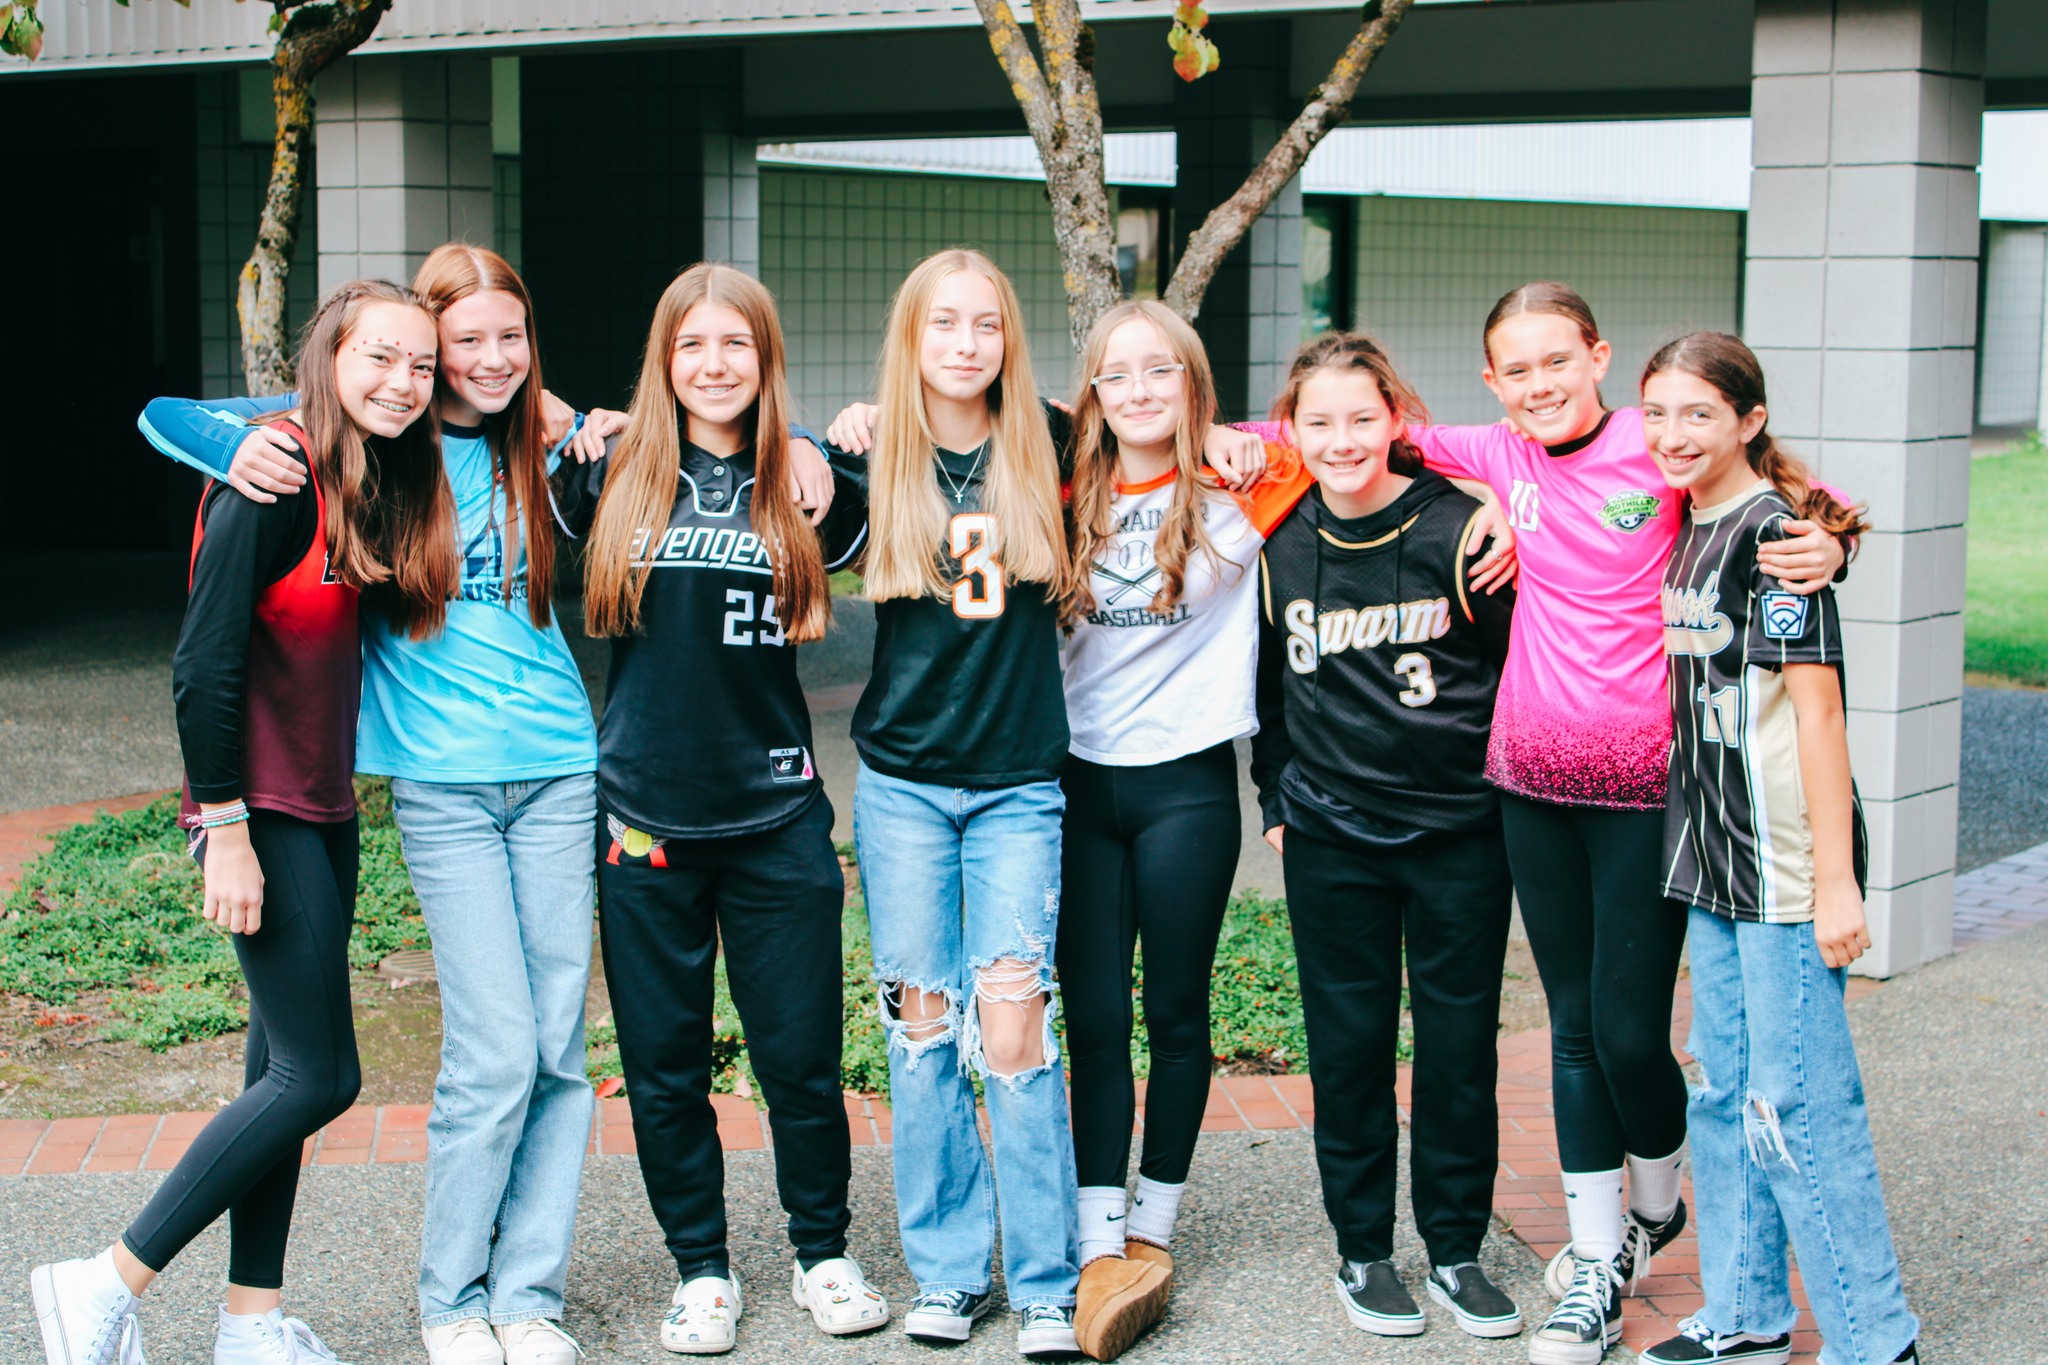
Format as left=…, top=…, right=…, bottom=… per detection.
left=1598, top=489, right=1661, bottom=532
left=1760, top=591, right=1810, bottom=641
left=605, top=813, right=668, bottom=867
left=769, top=747, right=815, bottom=784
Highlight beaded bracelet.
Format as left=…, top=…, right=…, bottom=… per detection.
left=198, top=801, right=251, bottom=830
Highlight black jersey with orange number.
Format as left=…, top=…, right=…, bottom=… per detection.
left=850, top=438, right=1069, bottom=789
left=1661, top=481, right=1865, bottom=923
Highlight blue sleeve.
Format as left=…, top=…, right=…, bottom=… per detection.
left=138, top=393, right=299, bottom=480
left=544, top=411, right=586, bottom=477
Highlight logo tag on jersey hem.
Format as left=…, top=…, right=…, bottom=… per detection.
left=769, top=747, right=815, bottom=783
left=1760, top=591, right=1809, bottom=640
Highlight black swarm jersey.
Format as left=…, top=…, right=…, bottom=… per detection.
left=557, top=431, right=868, bottom=839
left=1661, top=481, right=1865, bottom=923
left=1252, top=470, right=1514, bottom=842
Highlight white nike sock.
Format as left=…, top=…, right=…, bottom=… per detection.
left=1077, top=1185, right=1128, bottom=1266
left=1127, top=1176, right=1185, bottom=1249
left=1626, top=1145, right=1684, bottom=1225
left=1560, top=1168, right=1626, bottom=1263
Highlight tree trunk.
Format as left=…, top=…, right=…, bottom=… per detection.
left=974, top=0, right=1121, bottom=353
left=236, top=0, right=392, bottom=393
left=1162, top=0, right=1413, bottom=321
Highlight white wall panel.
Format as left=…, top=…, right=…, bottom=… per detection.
left=1977, top=223, right=2046, bottom=426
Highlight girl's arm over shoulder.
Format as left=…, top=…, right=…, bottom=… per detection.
left=139, top=393, right=307, bottom=503
left=1784, top=663, right=1869, bottom=968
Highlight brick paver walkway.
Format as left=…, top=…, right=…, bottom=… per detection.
left=8, top=784, right=2048, bottom=1360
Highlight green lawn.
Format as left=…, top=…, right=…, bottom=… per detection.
left=1965, top=433, right=2048, bottom=688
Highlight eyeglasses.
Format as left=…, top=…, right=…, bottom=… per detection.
left=1089, top=363, right=1186, bottom=398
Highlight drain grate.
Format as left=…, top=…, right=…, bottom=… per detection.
left=377, top=949, right=438, bottom=984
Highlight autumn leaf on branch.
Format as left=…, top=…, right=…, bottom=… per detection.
left=0, top=1, right=46, bottom=60
left=1167, top=2, right=1220, bottom=83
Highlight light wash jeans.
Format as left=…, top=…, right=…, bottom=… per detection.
left=392, top=773, right=598, bottom=1328
left=852, top=761, right=1079, bottom=1310
left=1685, top=906, right=1919, bottom=1365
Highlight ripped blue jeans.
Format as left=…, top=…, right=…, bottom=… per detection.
left=853, top=761, right=1079, bottom=1309
left=1685, top=906, right=1918, bottom=1365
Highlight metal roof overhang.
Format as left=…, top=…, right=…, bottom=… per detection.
left=5, top=0, right=2044, bottom=129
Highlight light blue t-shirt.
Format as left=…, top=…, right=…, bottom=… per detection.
left=139, top=397, right=599, bottom=784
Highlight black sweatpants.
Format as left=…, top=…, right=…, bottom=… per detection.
left=125, top=812, right=362, bottom=1288
left=1499, top=792, right=1688, bottom=1174
left=1059, top=743, right=1240, bottom=1189
left=595, top=796, right=851, bottom=1281
left=1282, top=819, right=1512, bottom=1267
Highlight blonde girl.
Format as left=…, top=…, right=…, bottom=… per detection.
left=845, top=248, right=1082, bottom=1360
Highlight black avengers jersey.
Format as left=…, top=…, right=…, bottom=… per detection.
left=849, top=434, right=1071, bottom=790
left=557, top=430, right=868, bottom=838
left=1252, top=470, right=1514, bottom=842
left=1661, top=482, right=1864, bottom=923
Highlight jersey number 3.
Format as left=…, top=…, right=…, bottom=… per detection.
left=950, top=513, right=1005, bottom=619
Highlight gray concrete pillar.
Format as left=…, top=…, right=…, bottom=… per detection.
left=1172, top=18, right=1303, bottom=421
left=314, top=54, right=495, bottom=296
left=519, top=46, right=758, bottom=408
left=1745, top=0, right=1986, bottom=975
left=2039, top=247, right=2048, bottom=434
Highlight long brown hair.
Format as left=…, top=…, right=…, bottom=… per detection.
left=1271, top=330, right=1431, bottom=476
left=582, top=263, right=829, bottom=641
left=863, top=249, right=1069, bottom=603
left=1066, top=301, right=1227, bottom=623
left=1642, top=331, right=1869, bottom=539
left=286, top=279, right=457, bottom=638
left=1483, top=280, right=1602, bottom=361
left=412, top=244, right=557, bottom=628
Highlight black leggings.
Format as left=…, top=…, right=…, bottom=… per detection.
left=125, top=812, right=362, bottom=1288
left=1500, top=793, right=1688, bottom=1174
left=1059, top=743, right=1240, bottom=1189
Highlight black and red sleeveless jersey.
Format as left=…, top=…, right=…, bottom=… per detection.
left=175, top=419, right=361, bottom=827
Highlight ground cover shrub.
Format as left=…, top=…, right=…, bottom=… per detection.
left=1965, top=435, right=2048, bottom=687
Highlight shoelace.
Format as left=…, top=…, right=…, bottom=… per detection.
left=90, top=1311, right=148, bottom=1365
left=1547, top=1261, right=1617, bottom=1334
left=911, top=1290, right=976, bottom=1315
left=501, top=1320, right=584, bottom=1360
left=1020, top=1305, right=1069, bottom=1330
left=270, top=1318, right=345, bottom=1364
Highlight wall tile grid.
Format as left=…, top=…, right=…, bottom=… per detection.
left=493, top=155, right=523, bottom=276
left=194, top=70, right=319, bottom=398
left=759, top=168, right=1080, bottom=427
left=1745, top=0, right=1985, bottom=975
left=1349, top=195, right=1744, bottom=426
left=1975, top=223, right=2044, bottom=425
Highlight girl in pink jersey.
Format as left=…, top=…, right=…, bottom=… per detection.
left=1405, top=284, right=1851, bottom=1365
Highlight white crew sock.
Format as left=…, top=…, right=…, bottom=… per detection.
left=1626, top=1145, right=1685, bottom=1224
left=1127, top=1176, right=1185, bottom=1249
left=1559, top=1168, right=1626, bottom=1263
left=1077, top=1186, right=1128, bottom=1267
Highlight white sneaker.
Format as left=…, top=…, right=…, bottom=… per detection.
left=422, top=1319, right=503, bottom=1365
left=212, top=1309, right=349, bottom=1364
left=661, top=1274, right=741, bottom=1355
left=29, top=1258, right=146, bottom=1365
left=494, top=1319, right=582, bottom=1365
left=790, top=1257, right=889, bottom=1336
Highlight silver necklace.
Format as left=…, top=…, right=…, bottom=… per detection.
left=937, top=440, right=989, bottom=504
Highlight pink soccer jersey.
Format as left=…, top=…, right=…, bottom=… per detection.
left=1407, top=409, right=1676, bottom=809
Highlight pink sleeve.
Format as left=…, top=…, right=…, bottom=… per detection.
left=1231, top=419, right=1287, bottom=444
left=1407, top=424, right=1500, bottom=483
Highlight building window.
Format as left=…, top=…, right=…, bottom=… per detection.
left=1302, top=196, right=1353, bottom=338
left=1116, top=190, right=1170, bottom=299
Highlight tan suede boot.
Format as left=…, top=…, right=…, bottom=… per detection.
left=1073, top=1255, right=1171, bottom=1361
left=1124, top=1240, right=1175, bottom=1275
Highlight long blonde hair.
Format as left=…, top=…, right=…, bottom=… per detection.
left=862, top=249, right=1069, bottom=603
left=582, top=263, right=830, bottom=640
left=1065, top=300, right=1226, bottom=623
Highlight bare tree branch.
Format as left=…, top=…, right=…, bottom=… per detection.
left=236, top=0, right=390, bottom=392
left=1164, top=0, right=1414, bottom=320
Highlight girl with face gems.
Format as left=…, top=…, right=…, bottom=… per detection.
left=136, top=246, right=601, bottom=1365
left=1055, top=302, right=1313, bottom=1360
left=551, top=263, right=880, bottom=1357
left=1388, top=286, right=1855, bottom=1365
left=1249, top=335, right=1523, bottom=1347
left=32, top=281, right=454, bottom=1365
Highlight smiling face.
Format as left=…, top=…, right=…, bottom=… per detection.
left=1294, top=368, right=1408, bottom=517
left=919, top=269, right=1006, bottom=407
left=669, top=300, right=761, bottom=447
left=1642, top=368, right=1767, bottom=506
left=334, top=301, right=439, bottom=438
left=1091, top=315, right=1186, bottom=460
left=434, top=288, right=530, bottom=426
left=1482, top=311, right=1612, bottom=445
